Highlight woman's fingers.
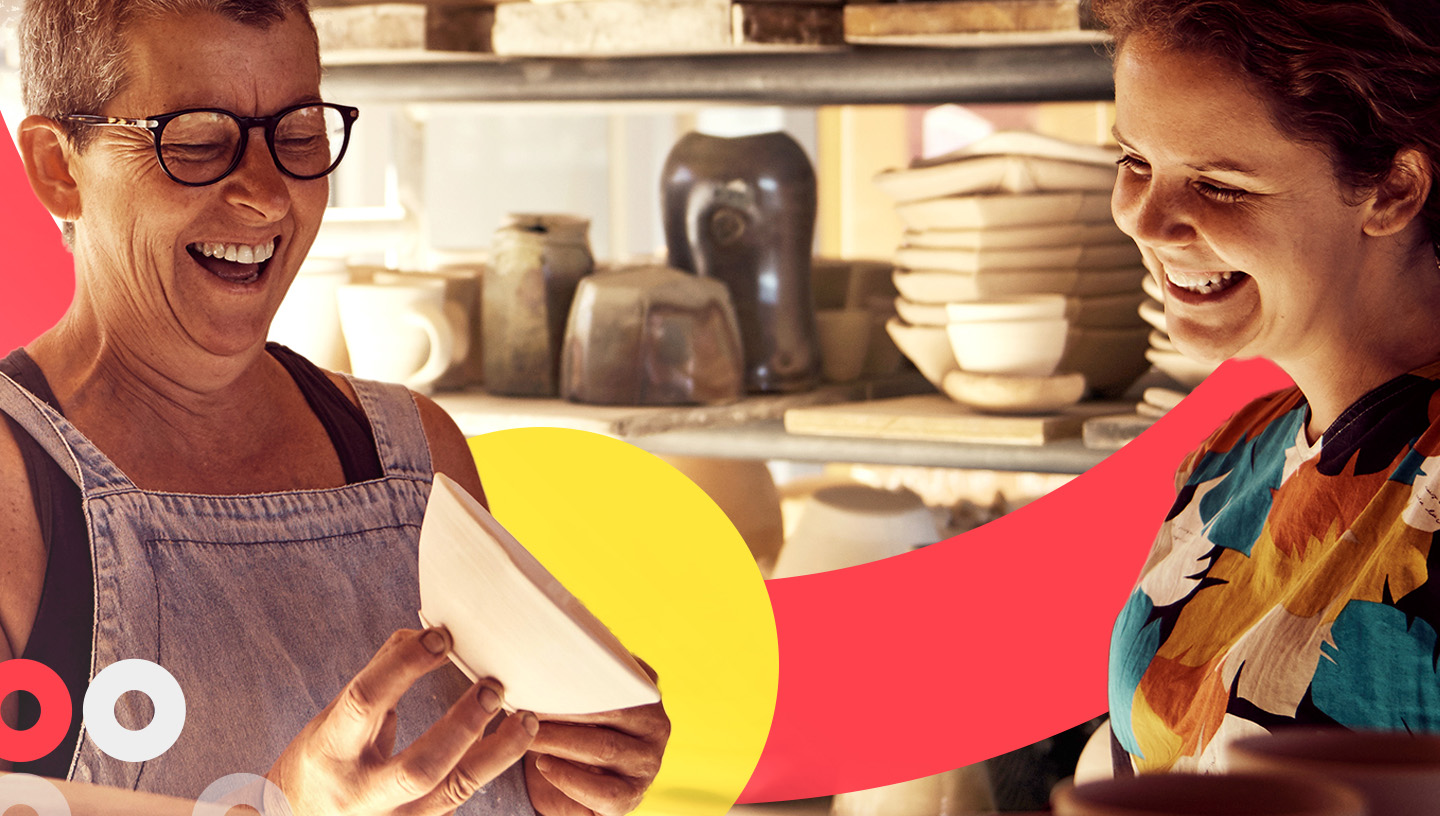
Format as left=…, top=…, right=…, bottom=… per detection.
left=383, top=679, right=508, bottom=798
left=525, top=703, right=669, bottom=816
left=403, top=709, right=540, bottom=814
left=532, top=752, right=645, bottom=816
left=530, top=706, right=669, bottom=776
left=318, top=628, right=451, bottom=753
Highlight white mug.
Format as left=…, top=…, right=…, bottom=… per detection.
left=337, top=281, right=459, bottom=394
left=269, top=256, right=351, bottom=371
left=373, top=268, right=481, bottom=389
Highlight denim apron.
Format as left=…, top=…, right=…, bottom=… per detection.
left=0, top=371, right=533, bottom=814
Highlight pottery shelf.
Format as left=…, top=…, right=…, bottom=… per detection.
left=432, top=384, right=1112, bottom=475
left=318, top=41, right=1114, bottom=105
left=636, top=420, right=1107, bottom=473
left=432, top=372, right=930, bottom=437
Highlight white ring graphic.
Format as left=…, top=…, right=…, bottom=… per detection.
left=82, top=659, right=186, bottom=763
left=193, top=773, right=294, bottom=816
left=0, top=773, right=72, bottom=815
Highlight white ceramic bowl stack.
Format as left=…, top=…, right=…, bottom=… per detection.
left=1138, top=271, right=1221, bottom=414
left=875, top=131, right=1153, bottom=406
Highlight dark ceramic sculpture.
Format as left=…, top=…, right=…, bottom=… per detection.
left=662, top=131, right=820, bottom=393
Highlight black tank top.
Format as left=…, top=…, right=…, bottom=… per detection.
left=0, top=343, right=383, bottom=777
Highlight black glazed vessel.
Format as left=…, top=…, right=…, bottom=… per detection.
left=662, top=131, right=820, bottom=393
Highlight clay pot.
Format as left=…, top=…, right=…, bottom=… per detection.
left=485, top=213, right=593, bottom=396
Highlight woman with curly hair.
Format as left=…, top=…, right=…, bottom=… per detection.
left=1094, top=0, right=1440, bottom=776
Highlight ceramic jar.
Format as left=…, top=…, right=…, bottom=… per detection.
left=662, top=131, right=821, bottom=393
left=559, top=265, right=745, bottom=406
left=484, top=214, right=594, bottom=397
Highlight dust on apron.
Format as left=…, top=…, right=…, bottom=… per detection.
left=0, top=371, right=533, bottom=814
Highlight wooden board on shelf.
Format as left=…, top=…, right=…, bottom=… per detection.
left=315, top=0, right=843, bottom=57
left=844, top=0, right=1104, bottom=46
left=314, top=0, right=841, bottom=4
left=314, top=3, right=498, bottom=56
left=433, top=374, right=928, bottom=438
left=491, top=0, right=845, bottom=56
left=784, top=393, right=1128, bottom=446
left=1082, top=411, right=1157, bottom=450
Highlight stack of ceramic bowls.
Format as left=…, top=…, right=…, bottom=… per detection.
left=941, top=294, right=1088, bottom=413
left=1137, top=272, right=1221, bottom=415
left=875, top=131, right=1152, bottom=400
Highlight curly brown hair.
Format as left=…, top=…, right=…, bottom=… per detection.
left=1092, top=0, right=1440, bottom=249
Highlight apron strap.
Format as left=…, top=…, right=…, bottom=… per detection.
left=0, top=370, right=86, bottom=489
left=346, top=376, right=435, bottom=482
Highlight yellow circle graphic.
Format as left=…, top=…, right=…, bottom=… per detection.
left=470, top=428, right=780, bottom=816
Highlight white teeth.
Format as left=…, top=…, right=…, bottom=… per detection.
left=1169, top=270, right=1235, bottom=294
left=193, top=239, right=276, bottom=264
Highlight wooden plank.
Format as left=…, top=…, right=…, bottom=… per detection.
left=845, top=0, right=1094, bottom=46
left=784, top=394, right=1128, bottom=446
left=490, top=0, right=844, bottom=56
left=1082, top=411, right=1157, bottom=450
left=314, top=3, right=496, bottom=54
left=433, top=374, right=929, bottom=438
left=733, top=3, right=845, bottom=46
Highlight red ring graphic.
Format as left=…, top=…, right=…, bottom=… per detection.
left=0, top=659, right=73, bottom=763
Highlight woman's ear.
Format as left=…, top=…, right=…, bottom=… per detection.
left=1363, top=147, right=1433, bottom=237
left=17, top=115, right=82, bottom=222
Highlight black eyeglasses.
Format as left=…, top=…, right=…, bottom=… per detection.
left=60, top=102, right=360, bottom=187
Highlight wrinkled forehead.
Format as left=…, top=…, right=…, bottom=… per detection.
left=110, top=8, right=322, bottom=112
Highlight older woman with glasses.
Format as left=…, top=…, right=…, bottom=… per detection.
left=0, top=1, right=666, bottom=813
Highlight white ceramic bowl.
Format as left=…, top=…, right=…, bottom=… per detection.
left=894, top=296, right=949, bottom=327
left=886, top=318, right=957, bottom=388
left=945, top=294, right=1067, bottom=323
left=946, top=316, right=1069, bottom=376
left=772, top=483, right=939, bottom=578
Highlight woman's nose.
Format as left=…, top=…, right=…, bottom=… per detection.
left=222, top=127, right=293, bottom=222
left=1113, top=176, right=1198, bottom=248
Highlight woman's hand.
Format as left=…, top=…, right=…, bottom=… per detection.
left=523, top=674, right=670, bottom=816
left=267, top=627, right=537, bottom=816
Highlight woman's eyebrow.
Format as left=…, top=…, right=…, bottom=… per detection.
left=1111, top=126, right=1258, bottom=174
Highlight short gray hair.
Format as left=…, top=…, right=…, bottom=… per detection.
left=19, top=0, right=315, bottom=245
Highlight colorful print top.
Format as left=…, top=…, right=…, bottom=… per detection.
left=1109, top=361, right=1440, bottom=774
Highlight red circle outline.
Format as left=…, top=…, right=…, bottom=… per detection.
left=0, top=659, right=73, bottom=763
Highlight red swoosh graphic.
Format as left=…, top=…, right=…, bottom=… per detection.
left=741, top=357, right=1291, bottom=801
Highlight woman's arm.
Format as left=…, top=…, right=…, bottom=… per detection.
left=412, top=392, right=488, bottom=508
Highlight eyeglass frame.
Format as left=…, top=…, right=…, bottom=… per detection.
left=58, top=102, right=361, bottom=187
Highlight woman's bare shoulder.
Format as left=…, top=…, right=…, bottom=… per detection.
left=409, top=391, right=487, bottom=509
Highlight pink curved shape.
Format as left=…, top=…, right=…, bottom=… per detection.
left=1, top=113, right=73, bottom=351
left=740, top=358, right=1292, bottom=802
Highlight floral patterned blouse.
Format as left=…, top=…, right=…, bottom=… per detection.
left=1109, top=360, right=1440, bottom=773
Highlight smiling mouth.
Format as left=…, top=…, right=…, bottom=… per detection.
left=1166, top=270, right=1247, bottom=296
left=186, top=239, right=278, bottom=285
